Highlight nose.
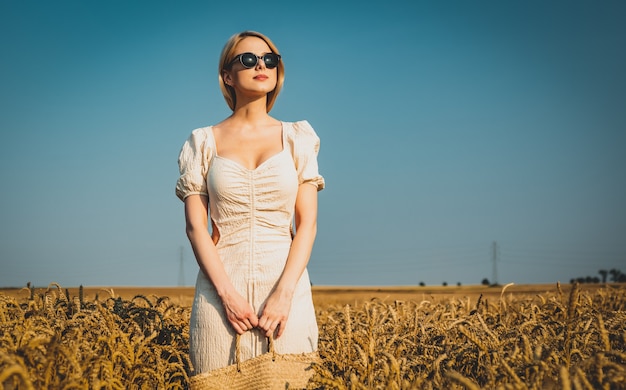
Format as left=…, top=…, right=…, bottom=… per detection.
left=255, top=55, right=266, bottom=69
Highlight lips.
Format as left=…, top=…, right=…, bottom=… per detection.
left=254, top=74, right=268, bottom=81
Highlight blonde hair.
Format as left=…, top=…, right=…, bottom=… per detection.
left=218, top=31, right=284, bottom=113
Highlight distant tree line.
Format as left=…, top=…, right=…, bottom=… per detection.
left=414, top=269, right=625, bottom=287
left=570, top=268, right=625, bottom=284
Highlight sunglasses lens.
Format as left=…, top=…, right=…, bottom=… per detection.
left=240, top=53, right=258, bottom=68
left=264, top=53, right=280, bottom=69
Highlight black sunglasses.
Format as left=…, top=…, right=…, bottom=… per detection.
left=228, top=52, right=281, bottom=69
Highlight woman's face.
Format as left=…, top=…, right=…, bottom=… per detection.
left=223, top=37, right=278, bottom=99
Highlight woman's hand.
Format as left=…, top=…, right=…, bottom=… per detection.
left=221, top=290, right=259, bottom=335
left=258, top=289, right=292, bottom=338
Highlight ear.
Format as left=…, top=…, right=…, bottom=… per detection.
left=222, top=70, right=234, bottom=87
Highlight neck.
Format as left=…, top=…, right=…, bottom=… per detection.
left=231, top=95, right=269, bottom=121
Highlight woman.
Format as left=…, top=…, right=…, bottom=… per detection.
left=175, top=31, right=324, bottom=377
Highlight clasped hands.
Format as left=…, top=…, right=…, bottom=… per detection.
left=223, top=290, right=292, bottom=338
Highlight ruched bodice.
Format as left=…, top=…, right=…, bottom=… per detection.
left=208, top=150, right=298, bottom=254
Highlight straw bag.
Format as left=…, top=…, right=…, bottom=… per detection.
left=189, top=334, right=319, bottom=390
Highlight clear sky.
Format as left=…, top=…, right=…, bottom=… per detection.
left=1, top=0, right=625, bottom=288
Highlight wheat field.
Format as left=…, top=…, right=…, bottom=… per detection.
left=1, top=283, right=625, bottom=389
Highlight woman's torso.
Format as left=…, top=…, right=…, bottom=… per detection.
left=205, top=123, right=299, bottom=278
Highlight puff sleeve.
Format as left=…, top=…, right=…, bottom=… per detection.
left=291, top=120, right=325, bottom=191
left=175, top=127, right=213, bottom=201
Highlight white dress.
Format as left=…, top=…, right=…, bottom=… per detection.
left=175, top=120, right=324, bottom=374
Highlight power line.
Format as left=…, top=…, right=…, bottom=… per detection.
left=492, top=241, right=499, bottom=285
left=178, top=246, right=185, bottom=286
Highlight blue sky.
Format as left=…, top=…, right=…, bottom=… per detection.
left=1, top=0, right=625, bottom=288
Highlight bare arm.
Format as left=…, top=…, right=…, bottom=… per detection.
left=184, top=194, right=258, bottom=333
left=258, top=183, right=318, bottom=337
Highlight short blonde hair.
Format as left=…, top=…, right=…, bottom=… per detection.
left=218, top=31, right=284, bottom=113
